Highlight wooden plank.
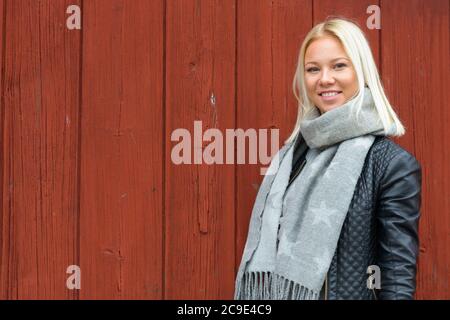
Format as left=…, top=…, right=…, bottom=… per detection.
left=381, top=0, right=450, bottom=299
left=165, top=0, right=236, bottom=299
left=80, top=0, right=164, bottom=299
left=0, top=0, right=5, bottom=299
left=235, top=0, right=312, bottom=277
left=0, top=0, right=81, bottom=299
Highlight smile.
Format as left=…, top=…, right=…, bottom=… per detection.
left=318, top=90, right=342, bottom=101
left=321, top=92, right=340, bottom=96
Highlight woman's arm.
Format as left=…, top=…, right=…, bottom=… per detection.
left=376, top=150, right=422, bottom=300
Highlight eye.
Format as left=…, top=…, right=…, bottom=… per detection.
left=334, top=63, right=347, bottom=69
left=306, top=67, right=319, bottom=73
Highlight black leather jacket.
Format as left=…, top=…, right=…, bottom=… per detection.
left=289, top=134, right=422, bottom=300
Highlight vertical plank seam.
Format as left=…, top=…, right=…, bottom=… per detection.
left=410, top=1, right=419, bottom=158
left=270, top=1, right=274, bottom=121
left=76, top=0, right=84, bottom=301
left=233, top=0, right=238, bottom=283
left=162, top=0, right=167, bottom=300
left=447, top=0, right=450, bottom=300
left=378, top=0, right=382, bottom=78
left=36, top=0, right=44, bottom=298
left=410, top=5, right=419, bottom=259
left=0, top=0, right=8, bottom=300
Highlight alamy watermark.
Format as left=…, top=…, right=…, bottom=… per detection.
left=366, top=5, right=381, bottom=30
left=66, top=265, right=81, bottom=290
left=367, top=264, right=381, bottom=289
left=171, top=121, right=280, bottom=175
left=66, top=5, right=81, bottom=30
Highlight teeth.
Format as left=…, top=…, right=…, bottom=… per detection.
left=322, top=92, right=339, bottom=97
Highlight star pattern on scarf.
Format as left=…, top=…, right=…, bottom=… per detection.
left=313, top=248, right=331, bottom=275
left=276, top=233, right=298, bottom=260
left=310, top=200, right=339, bottom=228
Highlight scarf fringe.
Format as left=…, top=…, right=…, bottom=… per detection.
left=234, top=271, right=319, bottom=300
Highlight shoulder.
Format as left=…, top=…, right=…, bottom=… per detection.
left=368, top=136, right=422, bottom=189
left=369, top=136, right=421, bottom=169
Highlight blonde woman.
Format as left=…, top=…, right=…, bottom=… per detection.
left=234, top=17, right=422, bottom=300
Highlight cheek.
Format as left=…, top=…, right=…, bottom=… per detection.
left=304, top=76, right=317, bottom=93
left=340, top=71, right=358, bottom=90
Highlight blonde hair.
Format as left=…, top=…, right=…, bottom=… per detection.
left=286, top=17, right=405, bottom=144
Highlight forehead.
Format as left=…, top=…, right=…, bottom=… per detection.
left=304, top=36, right=348, bottom=64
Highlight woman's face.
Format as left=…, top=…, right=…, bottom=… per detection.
left=304, top=35, right=359, bottom=114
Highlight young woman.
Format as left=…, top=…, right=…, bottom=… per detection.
left=234, top=18, right=422, bottom=300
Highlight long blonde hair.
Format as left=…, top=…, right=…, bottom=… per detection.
left=286, top=17, right=405, bottom=144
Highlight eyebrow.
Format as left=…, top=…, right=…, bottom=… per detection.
left=304, top=57, right=350, bottom=65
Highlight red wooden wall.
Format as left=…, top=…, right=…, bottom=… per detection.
left=0, top=0, right=448, bottom=299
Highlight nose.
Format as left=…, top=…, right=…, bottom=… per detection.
left=319, top=69, right=335, bottom=86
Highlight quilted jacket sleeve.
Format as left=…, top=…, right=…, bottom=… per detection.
left=376, top=150, right=422, bottom=300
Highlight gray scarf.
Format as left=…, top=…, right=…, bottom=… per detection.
left=234, top=87, right=396, bottom=300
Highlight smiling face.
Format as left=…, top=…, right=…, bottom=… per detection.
left=304, top=35, right=359, bottom=114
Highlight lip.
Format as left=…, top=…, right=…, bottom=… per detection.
left=318, top=90, right=342, bottom=102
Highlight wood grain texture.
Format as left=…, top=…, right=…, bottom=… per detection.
left=165, top=0, right=236, bottom=299
left=381, top=0, right=450, bottom=299
left=80, top=0, right=164, bottom=299
left=0, top=0, right=81, bottom=299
